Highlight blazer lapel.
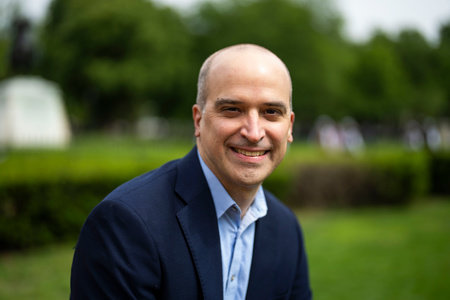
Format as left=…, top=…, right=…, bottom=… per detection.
left=246, top=197, right=278, bottom=299
left=175, top=147, right=223, bottom=300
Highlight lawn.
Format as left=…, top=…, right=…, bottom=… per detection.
left=0, top=198, right=448, bottom=299
left=299, top=198, right=450, bottom=300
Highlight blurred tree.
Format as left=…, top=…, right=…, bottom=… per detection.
left=38, top=0, right=193, bottom=129
left=345, top=32, right=412, bottom=123
left=394, top=29, right=446, bottom=118
left=0, top=0, right=20, bottom=79
left=187, top=0, right=353, bottom=125
left=0, top=38, right=9, bottom=79
left=436, top=22, right=450, bottom=116
left=35, top=0, right=449, bottom=131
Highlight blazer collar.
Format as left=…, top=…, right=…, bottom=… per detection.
left=175, top=147, right=223, bottom=300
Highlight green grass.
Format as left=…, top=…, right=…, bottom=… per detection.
left=0, top=199, right=448, bottom=299
left=299, top=198, right=450, bottom=300
left=0, top=242, right=74, bottom=299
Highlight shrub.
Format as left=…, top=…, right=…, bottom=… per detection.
left=429, top=151, right=450, bottom=195
left=0, top=177, right=127, bottom=249
left=0, top=140, right=442, bottom=249
left=284, top=151, right=429, bottom=208
left=0, top=138, right=192, bottom=250
left=286, top=163, right=371, bottom=207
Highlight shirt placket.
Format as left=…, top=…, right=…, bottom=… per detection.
left=224, top=206, right=243, bottom=298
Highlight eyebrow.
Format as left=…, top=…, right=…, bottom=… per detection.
left=214, top=98, right=288, bottom=113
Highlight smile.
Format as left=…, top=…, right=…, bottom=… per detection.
left=233, top=148, right=268, bottom=157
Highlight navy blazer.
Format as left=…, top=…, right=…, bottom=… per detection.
left=71, top=147, right=311, bottom=299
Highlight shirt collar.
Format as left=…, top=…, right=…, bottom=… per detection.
left=197, top=150, right=267, bottom=220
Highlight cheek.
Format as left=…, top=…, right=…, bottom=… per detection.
left=207, top=119, right=240, bottom=138
left=267, top=123, right=292, bottom=143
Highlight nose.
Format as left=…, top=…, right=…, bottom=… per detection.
left=240, top=111, right=265, bottom=143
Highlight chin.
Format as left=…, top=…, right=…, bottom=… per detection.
left=235, top=172, right=268, bottom=187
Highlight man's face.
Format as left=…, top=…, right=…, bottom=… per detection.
left=193, top=50, right=294, bottom=192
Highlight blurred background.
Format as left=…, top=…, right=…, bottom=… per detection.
left=0, top=0, right=449, bottom=299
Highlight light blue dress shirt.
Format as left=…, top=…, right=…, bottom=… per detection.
left=198, top=152, right=268, bottom=300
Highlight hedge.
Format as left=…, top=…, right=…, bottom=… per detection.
left=0, top=138, right=193, bottom=250
left=429, top=151, right=450, bottom=195
left=0, top=142, right=448, bottom=249
left=282, top=151, right=430, bottom=208
left=0, top=180, right=119, bottom=249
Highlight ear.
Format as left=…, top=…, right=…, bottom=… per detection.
left=192, top=104, right=202, bottom=137
left=288, top=112, right=295, bottom=143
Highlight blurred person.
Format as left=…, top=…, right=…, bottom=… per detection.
left=70, top=44, right=312, bottom=300
left=423, top=117, right=442, bottom=151
left=340, top=117, right=365, bottom=155
left=312, top=115, right=344, bottom=153
left=404, top=119, right=425, bottom=151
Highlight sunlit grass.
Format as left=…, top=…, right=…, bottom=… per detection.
left=298, top=198, right=450, bottom=300
left=0, top=242, right=74, bottom=299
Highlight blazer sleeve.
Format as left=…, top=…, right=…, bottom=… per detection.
left=70, top=199, right=161, bottom=300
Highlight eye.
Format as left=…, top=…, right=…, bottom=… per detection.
left=264, top=108, right=282, bottom=115
left=220, top=106, right=241, bottom=117
left=223, top=107, right=240, bottom=112
left=263, top=108, right=284, bottom=121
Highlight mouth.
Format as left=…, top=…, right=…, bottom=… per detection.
left=232, top=147, right=269, bottom=157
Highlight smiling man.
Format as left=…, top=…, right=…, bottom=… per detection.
left=71, top=44, right=312, bottom=300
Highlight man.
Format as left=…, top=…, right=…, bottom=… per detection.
left=71, top=44, right=312, bottom=300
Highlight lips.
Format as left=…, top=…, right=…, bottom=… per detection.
left=233, top=148, right=267, bottom=157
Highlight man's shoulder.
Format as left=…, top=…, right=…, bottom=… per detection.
left=85, top=158, right=183, bottom=228
left=263, top=189, right=299, bottom=226
left=97, top=146, right=201, bottom=211
left=108, top=159, right=179, bottom=199
left=264, top=189, right=293, bottom=214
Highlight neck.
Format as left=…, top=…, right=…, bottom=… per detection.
left=225, top=184, right=260, bottom=218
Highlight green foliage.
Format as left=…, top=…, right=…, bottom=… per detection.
left=0, top=139, right=448, bottom=249
left=0, top=138, right=193, bottom=249
left=0, top=38, right=9, bottom=79
left=394, top=30, right=446, bottom=118
left=30, top=0, right=450, bottom=128
left=429, top=151, right=450, bottom=195
left=345, top=33, right=412, bottom=122
left=436, top=22, right=450, bottom=116
left=268, top=148, right=430, bottom=208
left=188, top=0, right=353, bottom=123
left=38, top=0, right=194, bottom=127
left=0, top=180, right=114, bottom=249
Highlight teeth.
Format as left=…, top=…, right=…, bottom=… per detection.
left=235, top=148, right=266, bottom=157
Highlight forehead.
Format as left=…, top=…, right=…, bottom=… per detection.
left=206, top=49, right=291, bottom=103
left=209, top=48, right=289, bottom=81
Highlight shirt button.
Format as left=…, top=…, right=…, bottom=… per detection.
left=230, top=275, right=235, bottom=282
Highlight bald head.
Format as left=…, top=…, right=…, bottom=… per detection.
left=196, top=44, right=292, bottom=110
